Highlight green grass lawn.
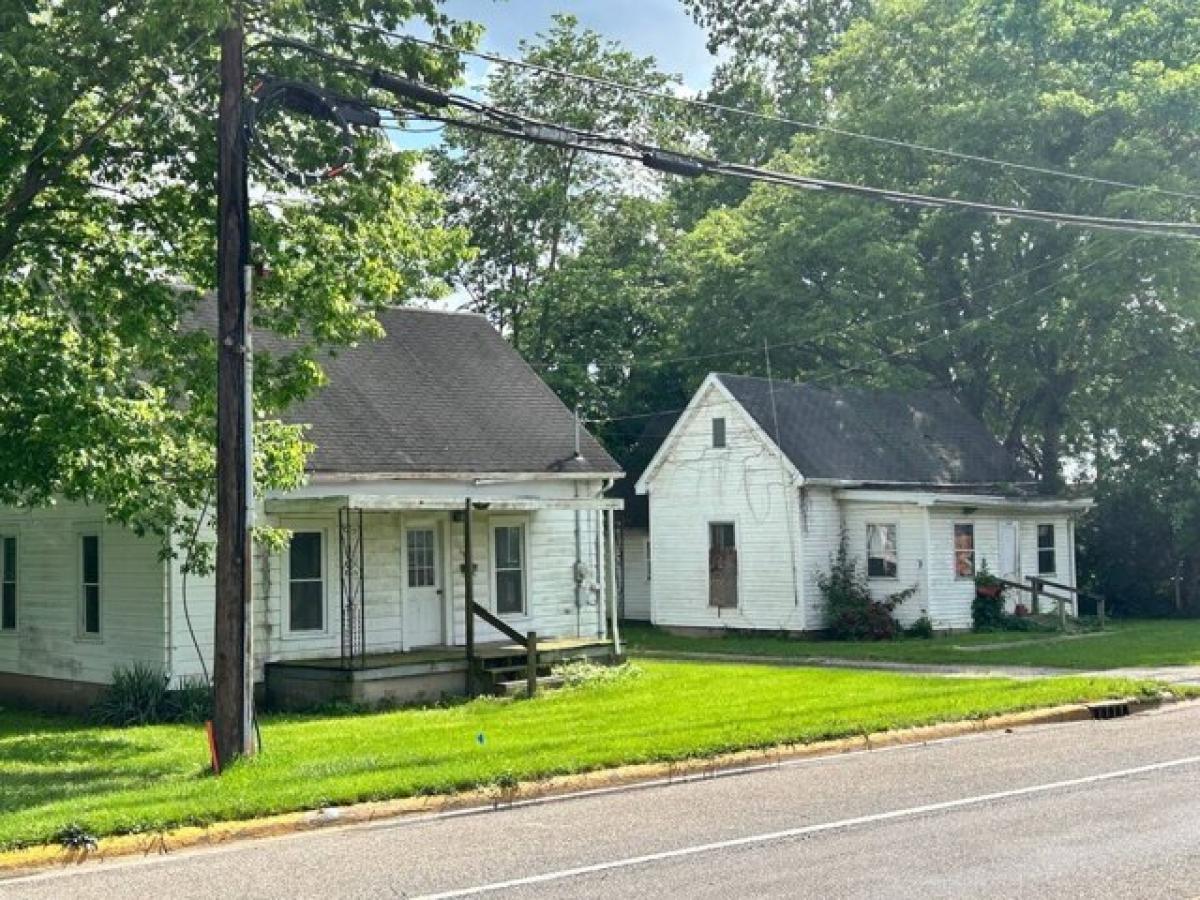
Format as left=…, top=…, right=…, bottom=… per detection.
left=0, top=660, right=1165, bottom=851
left=624, top=619, right=1200, bottom=670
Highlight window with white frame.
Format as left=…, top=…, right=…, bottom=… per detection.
left=866, top=524, right=898, bottom=578
left=80, top=534, right=101, bottom=636
left=288, top=531, right=324, bottom=632
left=954, top=523, right=976, bottom=578
left=1037, top=524, right=1056, bottom=575
left=493, top=524, right=526, bottom=615
left=1, top=536, right=15, bottom=631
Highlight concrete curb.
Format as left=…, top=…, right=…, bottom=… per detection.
left=0, top=693, right=1181, bottom=879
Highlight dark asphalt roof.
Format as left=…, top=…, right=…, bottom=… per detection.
left=714, top=374, right=1029, bottom=485
left=190, top=303, right=620, bottom=476
left=610, top=410, right=680, bottom=527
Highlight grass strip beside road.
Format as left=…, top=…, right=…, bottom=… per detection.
left=624, top=620, right=1200, bottom=670
left=0, top=659, right=1168, bottom=851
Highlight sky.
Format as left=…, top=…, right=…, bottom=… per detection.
left=390, top=0, right=717, bottom=152
left=440, top=0, right=718, bottom=89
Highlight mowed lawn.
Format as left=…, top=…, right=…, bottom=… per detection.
left=624, top=620, right=1200, bottom=670
left=0, top=660, right=1165, bottom=851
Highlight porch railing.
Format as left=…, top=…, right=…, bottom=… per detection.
left=470, top=600, right=538, bottom=698
left=994, top=576, right=1106, bottom=629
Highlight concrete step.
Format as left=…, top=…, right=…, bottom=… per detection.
left=494, top=675, right=566, bottom=697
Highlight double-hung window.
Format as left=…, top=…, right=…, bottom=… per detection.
left=1037, top=524, right=1056, bottom=575
left=493, top=524, right=526, bottom=615
left=288, top=532, right=325, bottom=632
left=867, top=524, right=898, bottom=578
left=954, top=523, right=976, bottom=578
left=1, top=536, right=15, bottom=631
left=80, top=534, right=101, bottom=636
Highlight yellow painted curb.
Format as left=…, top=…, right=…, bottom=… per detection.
left=0, top=694, right=1175, bottom=878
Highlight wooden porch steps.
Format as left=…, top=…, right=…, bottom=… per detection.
left=494, top=675, right=566, bottom=697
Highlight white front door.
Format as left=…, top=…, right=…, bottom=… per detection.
left=404, top=524, right=443, bottom=647
left=998, top=520, right=1020, bottom=580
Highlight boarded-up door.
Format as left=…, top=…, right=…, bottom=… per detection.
left=998, top=520, right=1020, bottom=580
left=708, top=522, right=738, bottom=609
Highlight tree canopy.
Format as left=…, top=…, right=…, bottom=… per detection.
left=0, top=1, right=472, bottom=555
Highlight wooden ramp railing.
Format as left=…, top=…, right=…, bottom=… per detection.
left=993, top=576, right=1107, bottom=629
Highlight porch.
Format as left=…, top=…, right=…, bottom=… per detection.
left=261, top=490, right=623, bottom=709
left=264, top=637, right=617, bottom=710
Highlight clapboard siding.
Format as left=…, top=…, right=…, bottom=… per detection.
left=647, top=385, right=804, bottom=631
left=799, top=487, right=842, bottom=630
left=926, top=510, right=1078, bottom=629
left=164, top=480, right=611, bottom=683
left=621, top=526, right=652, bottom=620
left=839, top=502, right=929, bottom=626
left=0, top=503, right=167, bottom=685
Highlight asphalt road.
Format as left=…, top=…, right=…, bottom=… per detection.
left=8, top=702, right=1200, bottom=899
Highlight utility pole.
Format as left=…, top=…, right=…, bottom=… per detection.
left=213, top=1, right=255, bottom=767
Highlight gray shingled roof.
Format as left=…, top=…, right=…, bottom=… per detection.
left=190, top=304, right=620, bottom=476
left=715, top=374, right=1029, bottom=485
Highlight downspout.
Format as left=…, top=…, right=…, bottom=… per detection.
left=572, top=406, right=584, bottom=637
left=573, top=482, right=583, bottom=636
left=607, top=508, right=621, bottom=655
left=594, top=507, right=604, bottom=638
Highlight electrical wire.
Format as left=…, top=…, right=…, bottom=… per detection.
left=251, top=32, right=1200, bottom=238
left=276, top=8, right=1200, bottom=205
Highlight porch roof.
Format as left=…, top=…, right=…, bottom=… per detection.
left=265, top=494, right=624, bottom=514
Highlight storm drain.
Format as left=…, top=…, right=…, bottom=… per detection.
left=1088, top=700, right=1132, bottom=720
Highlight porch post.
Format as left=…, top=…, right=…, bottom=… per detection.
left=606, top=508, right=622, bottom=656
left=463, top=498, right=476, bottom=695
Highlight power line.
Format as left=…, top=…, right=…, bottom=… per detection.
left=248, top=33, right=1200, bottom=238
left=279, top=8, right=1200, bottom=205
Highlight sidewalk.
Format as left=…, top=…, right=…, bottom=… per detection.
left=632, top=649, right=1200, bottom=685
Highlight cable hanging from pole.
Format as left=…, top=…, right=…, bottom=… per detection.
left=255, top=6, right=1200, bottom=205
left=244, top=34, right=1200, bottom=241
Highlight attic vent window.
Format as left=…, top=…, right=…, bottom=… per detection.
left=712, top=417, right=726, bottom=448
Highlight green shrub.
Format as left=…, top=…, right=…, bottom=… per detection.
left=818, top=533, right=917, bottom=640
left=92, top=664, right=212, bottom=727
left=92, top=663, right=173, bottom=727
left=972, top=563, right=1007, bottom=631
left=906, top=615, right=935, bottom=639
left=171, top=676, right=213, bottom=724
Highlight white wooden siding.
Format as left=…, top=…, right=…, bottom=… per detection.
left=646, top=385, right=804, bottom=630
left=0, top=503, right=167, bottom=685
left=621, top=526, right=652, bottom=620
left=165, top=478, right=610, bottom=683
left=926, top=510, right=1077, bottom=629
left=839, top=502, right=929, bottom=626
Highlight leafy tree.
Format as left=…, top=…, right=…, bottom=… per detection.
left=1079, top=426, right=1200, bottom=616
left=665, top=0, right=1200, bottom=491
left=0, top=1, right=472, bottom=556
left=431, top=14, right=683, bottom=371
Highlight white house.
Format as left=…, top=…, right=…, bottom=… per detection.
left=635, top=373, right=1089, bottom=633
left=0, top=308, right=623, bottom=712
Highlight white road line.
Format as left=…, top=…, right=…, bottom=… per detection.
left=413, top=754, right=1200, bottom=899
